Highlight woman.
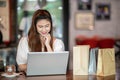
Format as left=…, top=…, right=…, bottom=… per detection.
left=16, top=9, right=65, bottom=72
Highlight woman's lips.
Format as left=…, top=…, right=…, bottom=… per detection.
left=41, top=32, right=47, bottom=35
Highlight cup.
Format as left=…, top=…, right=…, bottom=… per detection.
left=5, top=65, right=16, bottom=75
left=0, top=60, right=4, bottom=72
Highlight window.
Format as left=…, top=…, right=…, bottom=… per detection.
left=17, top=0, right=63, bottom=39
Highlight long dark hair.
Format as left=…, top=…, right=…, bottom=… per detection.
left=28, top=9, right=53, bottom=52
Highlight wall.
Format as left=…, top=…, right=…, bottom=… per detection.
left=0, top=0, right=10, bottom=42
left=0, top=0, right=17, bottom=43
left=69, top=0, right=120, bottom=70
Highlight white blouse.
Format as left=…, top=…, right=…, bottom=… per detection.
left=16, top=37, right=65, bottom=65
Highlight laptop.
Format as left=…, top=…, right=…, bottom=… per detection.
left=26, top=51, right=69, bottom=76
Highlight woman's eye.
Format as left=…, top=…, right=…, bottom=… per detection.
left=39, top=26, right=43, bottom=28
left=45, top=25, right=48, bottom=27
left=45, top=24, right=49, bottom=27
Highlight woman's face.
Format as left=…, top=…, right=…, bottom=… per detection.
left=36, top=19, right=51, bottom=36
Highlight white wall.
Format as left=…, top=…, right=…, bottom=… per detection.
left=69, top=0, right=120, bottom=70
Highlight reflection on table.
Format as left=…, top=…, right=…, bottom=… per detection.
left=73, top=75, right=116, bottom=80
left=0, top=70, right=120, bottom=80
left=0, top=47, right=17, bottom=72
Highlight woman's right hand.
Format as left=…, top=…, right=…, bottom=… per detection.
left=44, top=34, right=51, bottom=46
left=40, top=34, right=51, bottom=46
left=18, top=64, right=27, bottom=72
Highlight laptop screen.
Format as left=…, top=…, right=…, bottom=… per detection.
left=26, top=51, right=69, bottom=76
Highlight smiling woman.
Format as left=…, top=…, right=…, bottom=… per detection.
left=36, top=19, right=51, bottom=36
left=16, top=9, right=65, bottom=72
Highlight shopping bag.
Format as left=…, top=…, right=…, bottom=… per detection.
left=88, top=48, right=98, bottom=75
left=97, top=48, right=116, bottom=76
left=73, top=45, right=90, bottom=75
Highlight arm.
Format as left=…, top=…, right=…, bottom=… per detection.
left=44, top=34, right=53, bottom=52
left=46, top=44, right=53, bottom=52
left=16, top=37, right=28, bottom=72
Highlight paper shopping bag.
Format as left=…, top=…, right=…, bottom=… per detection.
left=88, top=48, right=98, bottom=75
left=97, top=48, right=116, bottom=76
left=73, top=45, right=90, bottom=75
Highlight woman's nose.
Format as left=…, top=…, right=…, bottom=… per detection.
left=42, top=27, right=46, bottom=31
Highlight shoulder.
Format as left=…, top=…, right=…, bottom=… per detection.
left=53, top=38, right=64, bottom=45
left=53, top=37, right=60, bottom=42
left=53, top=38, right=65, bottom=51
left=19, top=36, right=28, bottom=44
left=17, top=36, right=29, bottom=51
left=20, top=36, right=28, bottom=41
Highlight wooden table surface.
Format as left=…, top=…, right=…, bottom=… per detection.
left=0, top=70, right=120, bottom=80
left=1, top=57, right=120, bottom=80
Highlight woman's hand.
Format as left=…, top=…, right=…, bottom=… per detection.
left=18, top=64, right=27, bottom=72
left=44, top=34, right=51, bottom=46
left=40, top=34, right=53, bottom=51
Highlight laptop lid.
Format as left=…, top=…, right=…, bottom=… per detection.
left=26, top=51, right=69, bottom=76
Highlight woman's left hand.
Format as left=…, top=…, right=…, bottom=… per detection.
left=44, top=34, right=51, bottom=46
